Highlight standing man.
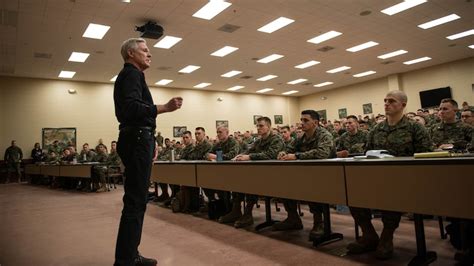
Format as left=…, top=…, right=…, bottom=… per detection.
left=4, top=140, right=23, bottom=183
left=347, top=91, right=432, bottom=260
left=113, top=37, right=182, bottom=266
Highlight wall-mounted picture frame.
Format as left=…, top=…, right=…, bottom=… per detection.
left=316, top=110, right=327, bottom=121
left=363, top=103, right=373, bottom=114
left=42, top=127, right=77, bottom=152
left=215, top=120, right=229, bottom=129
left=253, top=115, right=262, bottom=125
left=274, top=115, right=283, bottom=124
left=338, top=108, right=347, bottom=119
left=173, top=126, right=187, bottom=138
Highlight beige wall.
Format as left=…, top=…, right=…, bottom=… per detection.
left=0, top=76, right=299, bottom=154
left=300, top=57, right=474, bottom=120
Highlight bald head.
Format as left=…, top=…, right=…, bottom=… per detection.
left=216, top=126, right=229, bottom=142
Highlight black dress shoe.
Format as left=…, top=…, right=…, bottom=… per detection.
left=135, top=253, right=157, bottom=266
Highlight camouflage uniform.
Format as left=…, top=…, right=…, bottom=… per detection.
left=281, top=127, right=335, bottom=232
left=179, top=143, right=194, bottom=160
left=349, top=116, right=433, bottom=258
left=429, top=120, right=473, bottom=150
left=210, top=137, right=240, bottom=160
left=92, top=151, right=109, bottom=191
left=283, top=138, right=295, bottom=152
left=189, top=140, right=212, bottom=160
left=4, top=145, right=23, bottom=182
left=336, top=130, right=369, bottom=154
left=78, top=150, right=96, bottom=163
left=157, top=146, right=172, bottom=161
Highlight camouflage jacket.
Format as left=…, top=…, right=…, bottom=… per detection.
left=78, top=150, right=96, bottom=162
left=180, top=144, right=194, bottom=160
left=288, top=127, right=335, bottom=159
left=367, top=116, right=433, bottom=156
left=211, top=137, right=240, bottom=160
left=157, top=146, right=172, bottom=161
left=283, top=137, right=295, bottom=152
left=429, top=120, right=473, bottom=149
left=93, top=151, right=108, bottom=163
left=247, top=133, right=284, bottom=160
left=189, top=140, right=212, bottom=160
left=107, top=150, right=122, bottom=166
left=336, top=130, right=368, bottom=154
left=4, top=146, right=23, bottom=162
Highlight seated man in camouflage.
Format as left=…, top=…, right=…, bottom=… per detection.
left=280, top=125, right=295, bottom=151
left=79, top=143, right=96, bottom=162
left=430, top=98, right=473, bottom=151
left=191, top=127, right=212, bottom=160
left=219, top=116, right=284, bottom=228
left=336, top=115, right=368, bottom=158
left=92, top=143, right=109, bottom=192
left=4, top=140, right=23, bottom=183
left=155, top=138, right=173, bottom=202
left=461, top=107, right=474, bottom=127
left=276, top=110, right=335, bottom=237
left=347, top=90, right=432, bottom=260
left=107, top=141, right=122, bottom=184
left=205, top=126, right=240, bottom=211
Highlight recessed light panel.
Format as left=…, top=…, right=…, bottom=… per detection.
left=221, top=70, right=242, bottom=78
left=403, top=57, right=431, bottom=65
left=211, top=46, right=239, bottom=57
left=257, top=54, right=284, bottom=64
left=314, top=82, right=333, bottom=87
left=258, top=17, right=295, bottom=33
left=155, top=79, right=173, bottom=85
left=378, top=50, right=407, bottom=59
left=59, top=71, right=76, bottom=78
left=68, top=52, right=90, bottom=62
left=256, top=88, right=274, bottom=93
left=179, top=65, right=201, bottom=73
left=381, top=0, right=427, bottom=16
left=326, top=66, right=351, bottom=73
left=82, top=23, right=110, bottom=39
left=154, top=36, right=182, bottom=49
left=295, top=60, right=320, bottom=69
left=307, top=31, right=342, bottom=44
left=192, top=1, right=232, bottom=20
left=257, top=75, right=278, bottom=81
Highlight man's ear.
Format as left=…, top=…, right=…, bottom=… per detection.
left=402, top=102, right=407, bottom=108
left=127, top=49, right=134, bottom=58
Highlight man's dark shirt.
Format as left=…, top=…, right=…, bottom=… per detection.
left=114, top=63, right=158, bottom=129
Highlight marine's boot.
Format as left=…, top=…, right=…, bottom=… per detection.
left=309, top=211, right=324, bottom=240
left=273, top=200, right=303, bottom=231
left=234, top=201, right=255, bottom=228
left=375, top=227, right=395, bottom=260
left=218, top=199, right=242, bottom=224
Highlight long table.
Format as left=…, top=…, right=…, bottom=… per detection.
left=25, top=163, right=96, bottom=178
left=150, top=157, right=474, bottom=265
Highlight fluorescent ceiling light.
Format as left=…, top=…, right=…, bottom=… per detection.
left=221, top=70, right=242, bottom=78
left=110, top=75, right=118, bottom=82
left=282, top=90, right=299, bottom=95
left=353, top=71, right=376, bottom=78
left=258, top=17, right=295, bottom=33
left=154, top=36, right=182, bottom=49
left=257, top=54, right=284, bottom=64
left=59, top=71, right=76, bottom=78
left=314, top=82, right=333, bottom=87
left=377, top=50, right=407, bottom=59
left=307, top=31, right=342, bottom=44
left=257, top=75, right=278, bottom=81
left=179, top=65, right=200, bottom=73
left=68, top=52, right=89, bottom=62
left=256, top=88, right=274, bottom=93
left=446, top=29, right=474, bottom=40
left=155, top=79, right=173, bottom=85
left=227, top=85, right=245, bottom=91
left=326, top=66, right=351, bottom=73
left=211, top=46, right=239, bottom=57
left=403, top=57, right=431, bottom=65
left=418, top=14, right=460, bottom=29
left=295, top=60, right=320, bottom=69
left=287, top=78, right=307, bottom=85
left=192, top=1, right=231, bottom=20
left=381, top=0, right=427, bottom=16
left=82, top=23, right=110, bottom=39
left=194, top=82, right=211, bottom=88
left=346, top=41, right=379, bottom=52
left=469, top=45, right=474, bottom=49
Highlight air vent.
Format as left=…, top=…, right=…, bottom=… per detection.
left=317, top=46, right=335, bottom=52
left=157, top=66, right=172, bottom=71
left=302, top=82, right=312, bottom=86
left=240, top=75, right=253, bottom=79
left=0, top=9, right=18, bottom=27
left=218, top=24, right=241, bottom=33
left=34, top=52, right=52, bottom=59
left=381, top=60, right=395, bottom=65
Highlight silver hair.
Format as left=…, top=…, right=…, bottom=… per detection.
left=120, top=38, right=146, bottom=61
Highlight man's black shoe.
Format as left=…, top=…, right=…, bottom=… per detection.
left=135, top=253, right=157, bottom=266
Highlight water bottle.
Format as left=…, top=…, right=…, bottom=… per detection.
left=170, top=149, right=175, bottom=162
left=216, top=150, right=223, bottom=162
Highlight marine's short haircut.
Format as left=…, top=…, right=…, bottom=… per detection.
left=301, top=110, right=320, bottom=121
left=346, top=115, right=358, bottom=121
left=440, top=98, right=458, bottom=109
left=182, top=131, right=192, bottom=136
left=257, top=116, right=272, bottom=126
left=195, top=127, right=205, bottom=132
left=120, top=38, right=146, bottom=61
left=281, top=125, right=290, bottom=131
left=387, top=90, right=408, bottom=104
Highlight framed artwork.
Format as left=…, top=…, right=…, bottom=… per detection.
left=316, top=110, right=327, bottom=121
left=216, top=120, right=229, bottom=128
left=42, top=128, right=77, bottom=151
left=338, top=108, right=347, bottom=119
left=253, top=115, right=262, bottom=125
left=173, top=126, right=187, bottom=138
left=363, top=103, right=373, bottom=114
left=274, top=115, right=283, bottom=124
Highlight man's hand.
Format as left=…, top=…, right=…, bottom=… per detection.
left=207, top=153, right=217, bottom=161
left=336, top=150, right=349, bottom=158
left=234, top=154, right=250, bottom=161
left=279, top=153, right=297, bottom=160
left=157, top=97, right=183, bottom=114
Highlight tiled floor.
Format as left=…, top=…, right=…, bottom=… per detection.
left=0, top=183, right=459, bottom=265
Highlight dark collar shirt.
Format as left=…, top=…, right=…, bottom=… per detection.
left=114, top=63, right=158, bottom=129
